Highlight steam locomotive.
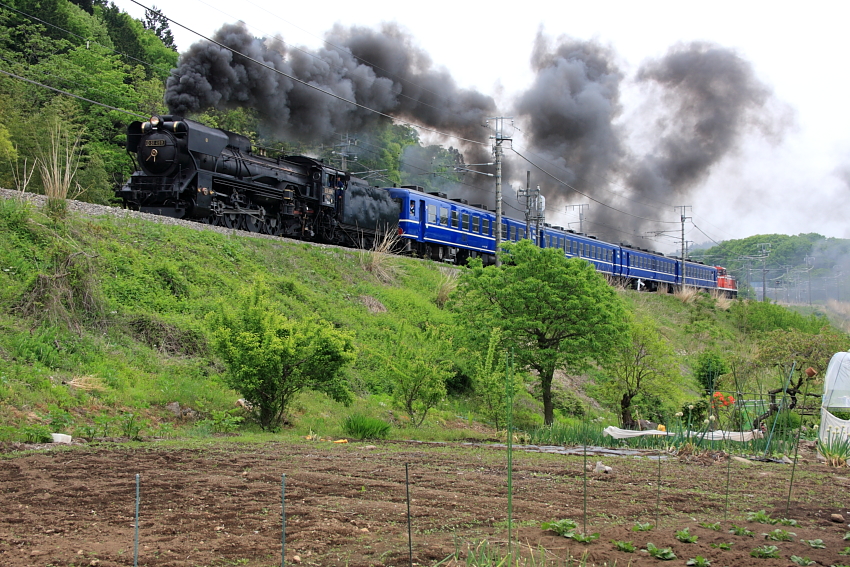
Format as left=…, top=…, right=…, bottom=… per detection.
left=116, top=114, right=398, bottom=247
left=116, top=115, right=737, bottom=297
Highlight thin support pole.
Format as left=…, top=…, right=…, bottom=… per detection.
left=655, top=452, right=661, bottom=528
left=134, top=473, right=140, bottom=567
left=281, top=474, right=286, bottom=567
left=406, top=463, right=413, bottom=567
left=786, top=378, right=811, bottom=516
left=506, top=351, right=514, bottom=563
left=724, top=451, right=732, bottom=521
left=582, top=429, right=588, bottom=534
left=765, top=363, right=795, bottom=457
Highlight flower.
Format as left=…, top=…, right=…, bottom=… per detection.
left=813, top=424, right=819, bottom=430
left=688, top=405, right=695, bottom=410
left=703, top=419, right=710, bottom=425
left=675, top=412, right=684, bottom=418
left=709, top=415, right=716, bottom=422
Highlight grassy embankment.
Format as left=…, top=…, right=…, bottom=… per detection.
left=0, top=195, right=830, bottom=446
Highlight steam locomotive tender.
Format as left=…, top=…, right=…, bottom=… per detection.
left=116, top=115, right=399, bottom=246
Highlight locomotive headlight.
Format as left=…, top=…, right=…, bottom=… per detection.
left=141, top=122, right=152, bottom=134
left=150, top=115, right=161, bottom=128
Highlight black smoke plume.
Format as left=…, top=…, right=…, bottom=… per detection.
left=514, top=33, right=624, bottom=192
left=166, top=22, right=495, bottom=150
left=628, top=42, right=775, bottom=203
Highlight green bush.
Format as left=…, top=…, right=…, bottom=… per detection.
left=765, top=410, right=802, bottom=432
left=343, top=414, right=391, bottom=439
left=21, top=424, right=52, bottom=443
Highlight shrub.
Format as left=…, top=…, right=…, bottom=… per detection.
left=765, top=410, right=802, bottom=433
left=343, top=414, right=391, bottom=439
left=21, top=424, right=52, bottom=443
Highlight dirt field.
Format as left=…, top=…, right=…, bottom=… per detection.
left=1, top=438, right=849, bottom=567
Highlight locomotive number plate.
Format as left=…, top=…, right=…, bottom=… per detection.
left=145, top=139, right=166, bottom=147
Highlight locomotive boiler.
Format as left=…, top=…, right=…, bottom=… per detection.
left=116, top=115, right=399, bottom=246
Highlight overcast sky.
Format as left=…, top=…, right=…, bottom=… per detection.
left=112, top=0, right=850, bottom=251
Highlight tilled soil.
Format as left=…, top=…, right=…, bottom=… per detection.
left=1, top=439, right=849, bottom=567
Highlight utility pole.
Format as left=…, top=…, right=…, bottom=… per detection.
left=517, top=171, right=543, bottom=243
left=757, top=243, right=771, bottom=302
left=565, top=204, right=589, bottom=234
left=674, top=206, right=691, bottom=288
left=332, top=134, right=358, bottom=170
left=486, top=117, right=513, bottom=267
left=805, top=255, right=815, bottom=305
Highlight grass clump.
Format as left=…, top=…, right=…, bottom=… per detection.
left=342, top=413, right=391, bottom=439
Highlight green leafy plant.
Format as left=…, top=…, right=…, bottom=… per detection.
left=676, top=527, right=698, bottom=543
left=570, top=532, right=600, bottom=543
left=845, top=532, right=850, bottom=540
left=748, top=510, right=778, bottom=524
left=612, top=540, right=635, bottom=552
left=763, top=528, right=794, bottom=541
left=840, top=547, right=850, bottom=555
left=802, top=539, right=825, bottom=549
left=709, top=542, right=733, bottom=550
left=699, top=521, right=721, bottom=531
left=645, top=543, right=676, bottom=560
left=820, top=430, right=850, bottom=467
left=342, top=414, right=391, bottom=439
left=778, top=518, right=798, bottom=526
left=47, top=405, right=74, bottom=432
left=74, top=424, right=97, bottom=440
left=21, top=424, right=52, bottom=443
left=93, top=413, right=117, bottom=438
left=199, top=409, right=244, bottom=434
left=750, top=545, right=780, bottom=559
left=541, top=519, right=578, bottom=537
left=729, top=524, right=755, bottom=537
left=790, top=556, right=815, bottom=566
left=632, top=521, right=654, bottom=532
left=118, top=412, right=145, bottom=441
left=686, top=556, right=711, bottom=567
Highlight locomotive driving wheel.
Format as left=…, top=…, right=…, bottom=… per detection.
left=222, top=212, right=242, bottom=229
left=243, top=214, right=264, bottom=233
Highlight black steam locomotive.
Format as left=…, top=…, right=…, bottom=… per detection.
left=116, top=115, right=399, bottom=247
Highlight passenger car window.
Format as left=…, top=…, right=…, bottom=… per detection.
left=410, top=200, right=416, bottom=216
left=451, top=210, right=459, bottom=228
left=462, top=212, right=469, bottom=230
left=440, top=207, right=448, bottom=226
left=428, top=204, right=437, bottom=223
left=472, top=216, right=479, bottom=232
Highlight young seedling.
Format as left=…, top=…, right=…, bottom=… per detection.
left=699, top=521, right=721, bottom=531
left=840, top=546, right=850, bottom=555
left=790, top=556, right=815, bottom=566
left=763, top=528, right=795, bottom=541
left=686, top=556, right=711, bottom=567
left=632, top=521, right=654, bottom=532
left=750, top=545, right=780, bottom=559
left=729, top=524, right=755, bottom=537
left=611, top=540, right=636, bottom=552
left=778, top=518, right=798, bottom=526
left=747, top=510, right=778, bottom=524
left=541, top=519, right=578, bottom=537
left=675, top=527, right=699, bottom=543
left=844, top=532, right=850, bottom=541
left=645, top=543, right=677, bottom=560
left=709, top=542, right=733, bottom=550
left=570, top=532, right=600, bottom=543
left=801, top=538, right=825, bottom=548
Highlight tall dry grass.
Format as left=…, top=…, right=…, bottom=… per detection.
left=9, top=152, right=36, bottom=193
left=435, top=266, right=459, bottom=308
left=358, top=229, right=403, bottom=284
left=674, top=285, right=699, bottom=304
left=710, top=289, right=734, bottom=310
left=36, top=121, right=83, bottom=205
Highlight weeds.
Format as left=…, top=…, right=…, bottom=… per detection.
left=342, top=414, right=391, bottom=439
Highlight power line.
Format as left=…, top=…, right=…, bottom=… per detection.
left=512, top=147, right=678, bottom=225
left=0, top=69, right=146, bottom=118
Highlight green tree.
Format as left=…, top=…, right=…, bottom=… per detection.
left=207, top=283, right=355, bottom=430
left=143, top=5, right=175, bottom=51
left=451, top=240, right=629, bottom=424
left=376, top=325, right=452, bottom=427
left=596, top=316, right=683, bottom=427
left=693, top=350, right=728, bottom=393
left=469, top=327, right=524, bottom=430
